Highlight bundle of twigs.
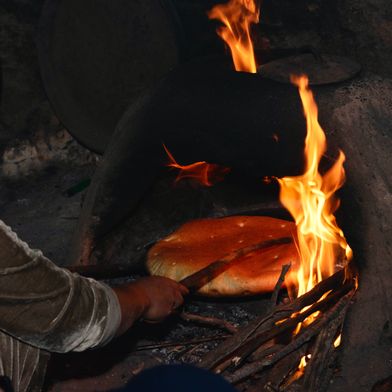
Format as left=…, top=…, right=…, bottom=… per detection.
left=198, top=265, right=357, bottom=392
left=69, top=236, right=356, bottom=391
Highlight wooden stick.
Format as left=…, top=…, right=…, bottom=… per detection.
left=180, top=237, right=293, bottom=292
left=135, top=335, right=229, bottom=351
left=270, top=263, right=291, bottom=307
left=265, top=346, right=308, bottom=392
left=250, top=343, right=285, bottom=362
left=302, top=306, right=349, bottom=391
left=67, top=236, right=292, bottom=283
left=179, top=312, right=238, bottom=334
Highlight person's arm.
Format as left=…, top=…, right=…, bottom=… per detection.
left=0, top=219, right=186, bottom=353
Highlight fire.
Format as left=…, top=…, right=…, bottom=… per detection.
left=278, top=76, right=352, bottom=297
left=334, top=334, right=342, bottom=348
left=299, top=354, right=312, bottom=370
left=208, top=0, right=259, bottom=73
left=163, top=145, right=230, bottom=187
left=283, top=354, right=312, bottom=387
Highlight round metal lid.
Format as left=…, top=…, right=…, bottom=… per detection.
left=37, top=0, right=180, bottom=153
left=259, top=54, right=361, bottom=86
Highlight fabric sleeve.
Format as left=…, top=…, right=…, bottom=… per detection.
left=0, top=219, right=122, bottom=353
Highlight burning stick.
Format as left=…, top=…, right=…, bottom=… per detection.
left=198, top=266, right=357, bottom=390
left=199, top=267, right=350, bottom=370
left=225, top=284, right=355, bottom=384
left=301, top=307, right=349, bottom=391
left=215, top=276, right=354, bottom=375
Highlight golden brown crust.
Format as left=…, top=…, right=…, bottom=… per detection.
left=147, top=216, right=299, bottom=297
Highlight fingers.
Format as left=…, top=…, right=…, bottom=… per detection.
left=177, top=283, right=189, bottom=296
left=171, top=288, right=184, bottom=311
left=134, top=276, right=189, bottom=322
left=162, top=277, right=189, bottom=294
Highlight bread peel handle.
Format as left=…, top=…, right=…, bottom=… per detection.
left=179, top=237, right=293, bottom=293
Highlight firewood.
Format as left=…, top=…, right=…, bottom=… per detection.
left=224, top=288, right=355, bottom=384
left=302, top=308, right=349, bottom=391
left=179, top=312, right=238, bottom=334
left=270, top=263, right=291, bottom=307
left=199, top=267, right=349, bottom=370
left=263, top=346, right=308, bottom=392
left=215, top=280, right=353, bottom=375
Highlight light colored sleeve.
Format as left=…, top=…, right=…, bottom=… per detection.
left=0, top=219, right=122, bottom=353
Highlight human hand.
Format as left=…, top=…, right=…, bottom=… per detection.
left=113, top=276, right=188, bottom=335
left=132, top=276, right=189, bottom=322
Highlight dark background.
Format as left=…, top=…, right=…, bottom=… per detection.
left=1, top=0, right=392, bottom=157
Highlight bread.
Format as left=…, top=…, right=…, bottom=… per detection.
left=147, top=216, right=299, bottom=297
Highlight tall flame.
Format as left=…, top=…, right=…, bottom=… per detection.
left=164, top=144, right=230, bottom=187
left=208, top=0, right=259, bottom=73
left=278, top=76, right=352, bottom=297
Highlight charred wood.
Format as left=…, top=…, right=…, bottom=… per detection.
left=302, top=311, right=348, bottom=391
left=263, top=346, right=308, bottom=392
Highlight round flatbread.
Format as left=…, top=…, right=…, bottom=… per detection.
left=147, top=216, right=299, bottom=297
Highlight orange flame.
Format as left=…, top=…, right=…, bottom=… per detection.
left=208, top=0, right=259, bottom=73
left=333, top=333, right=342, bottom=348
left=163, top=145, right=230, bottom=187
left=278, top=76, right=352, bottom=297
left=283, top=354, right=312, bottom=387
left=299, top=354, right=312, bottom=370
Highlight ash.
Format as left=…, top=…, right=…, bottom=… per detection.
left=146, top=298, right=266, bottom=365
